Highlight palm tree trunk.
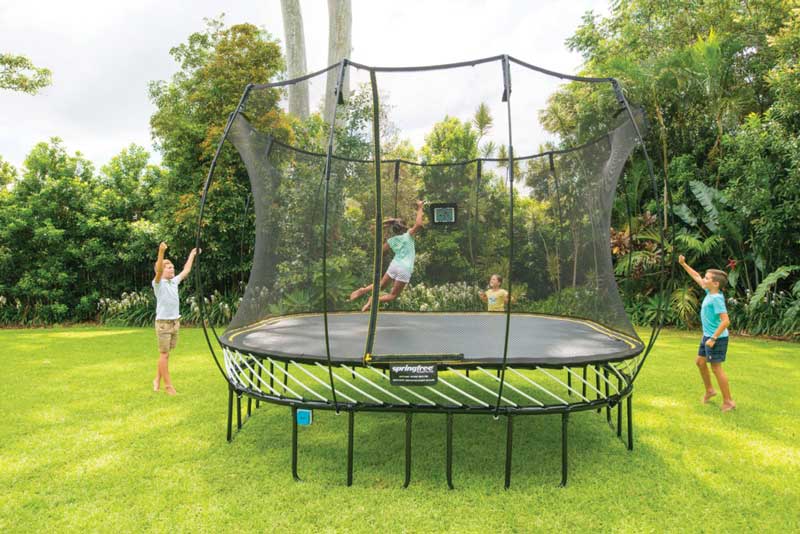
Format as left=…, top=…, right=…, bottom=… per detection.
left=324, top=0, right=352, bottom=124
left=281, top=0, right=309, bottom=119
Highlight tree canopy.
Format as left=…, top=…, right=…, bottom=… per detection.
left=0, top=53, right=52, bottom=94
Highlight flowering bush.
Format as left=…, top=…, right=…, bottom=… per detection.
left=0, top=295, right=69, bottom=325
left=392, top=282, right=485, bottom=312
left=98, top=289, right=240, bottom=327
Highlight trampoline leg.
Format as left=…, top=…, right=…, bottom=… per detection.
left=247, top=369, right=253, bottom=418
left=617, top=378, right=622, bottom=438
left=283, top=362, right=289, bottom=392
left=627, top=395, right=633, bottom=451
left=236, top=393, right=242, bottom=430
left=446, top=413, right=454, bottom=490
left=347, top=411, right=354, bottom=486
left=291, top=407, right=301, bottom=481
left=604, top=368, right=611, bottom=425
left=567, top=371, right=572, bottom=396
left=226, top=385, right=234, bottom=442
left=560, top=412, right=569, bottom=487
left=256, top=366, right=261, bottom=409
left=466, top=369, right=470, bottom=378
left=403, top=412, right=412, bottom=488
left=269, top=361, right=274, bottom=390
left=582, top=367, right=587, bottom=397
left=504, top=414, right=513, bottom=489
left=595, top=366, right=601, bottom=413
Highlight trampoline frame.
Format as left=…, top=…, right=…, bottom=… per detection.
left=194, top=55, right=672, bottom=488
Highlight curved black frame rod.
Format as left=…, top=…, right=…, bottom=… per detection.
left=494, top=55, right=515, bottom=418
left=194, top=84, right=254, bottom=383
left=321, top=60, right=349, bottom=412
left=611, top=80, right=673, bottom=381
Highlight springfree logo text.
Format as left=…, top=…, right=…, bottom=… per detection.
left=392, top=364, right=436, bottom=373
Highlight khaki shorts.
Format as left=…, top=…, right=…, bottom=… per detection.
left=156, top=319, right=180, bottom=353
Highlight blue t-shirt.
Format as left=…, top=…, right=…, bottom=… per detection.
left=387, top=232, right=415, bottom=272
left=700, top=289, right=728, bottom=338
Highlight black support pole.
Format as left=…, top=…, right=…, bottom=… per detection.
left=627, top=394, right=634, bottom=451
left=247, top=369, right=253, bottom=417
left=226, top=385, right=233, bottom=442
left=567, top=370, right=572, bottom=396
left=446, top=413, right=454, bottom=490
left=292, top=407, right=301, bottom=481
left=256, top=366, right=261, bottom=409
left=560, top=412, right=569, bottom=487
left=595, top=366, right=601, bottom=413
left=504, top=414, right=514, bottom=489
left=617, top=377, right=623, bottom=438
left=236, top=393, right=242, bottom=430
left=404, top=412, right=412, bottom=488
left=347, top=411, right=354, bottom=486
left=604, top=368, right=611, bottom=424
left=582, top=366, right=587, bottom=397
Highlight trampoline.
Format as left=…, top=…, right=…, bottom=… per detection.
left=195, top=55, right=671, bottom=488
left=220, top=312, right=643, bottom=366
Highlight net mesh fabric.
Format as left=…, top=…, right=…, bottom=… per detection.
left=221, top=60, right=644, bottom=364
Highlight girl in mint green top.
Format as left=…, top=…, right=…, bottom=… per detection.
left=350, top=200, right=425, bottom=312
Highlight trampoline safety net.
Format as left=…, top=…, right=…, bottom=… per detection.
left=215, top=56, right=649, bottom=368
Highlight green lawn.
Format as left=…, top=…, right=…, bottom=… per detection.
left=1, top=326, right=798, bottom=533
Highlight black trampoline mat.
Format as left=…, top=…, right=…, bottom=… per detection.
left=220, top=312, right=643, bottom=366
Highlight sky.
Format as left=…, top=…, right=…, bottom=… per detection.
left=0, top=0, right=611, bottom=172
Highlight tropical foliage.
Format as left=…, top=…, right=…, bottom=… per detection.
left=1, top=6, right=799, bottom=339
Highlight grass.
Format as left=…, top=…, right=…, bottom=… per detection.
left=0, top=326, right=798, bottom=533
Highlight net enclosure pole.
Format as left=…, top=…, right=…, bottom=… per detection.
left=495, top=54, right=514, bottom=417
left=393, top=160, right=400, bottom=218
left=195, top=84, right=253, bottom=383
left=364, top=69, right=383, bottom=360
left=548, top=152, right=564, bottom=311
left=321, top=60, right=349, bottom=411
left=612, top=79, right=673, bottom=381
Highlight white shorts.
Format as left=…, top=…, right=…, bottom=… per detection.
left=387, top=261, right=412, bottom=283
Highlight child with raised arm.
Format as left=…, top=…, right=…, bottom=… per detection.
left=350, top=200, right=425, bottom=312
left=152, top=242, right=198, bottom=395
left=479, top=274, right=509, bottom=312
left=678, top=255, right=736, bottom=412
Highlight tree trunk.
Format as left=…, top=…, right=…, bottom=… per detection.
left=324, top=0, right=352, bottom=124
left=571, top=223, right=579, bottom=288
left=654, top=102, right=670, bottom=229
left=280, top=0, right=309, bottom=119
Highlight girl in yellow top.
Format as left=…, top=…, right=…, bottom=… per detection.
left=479, top=274, right=509, bottom=312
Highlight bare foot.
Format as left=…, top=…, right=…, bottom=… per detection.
left=165, top=384, right=177, bottom=396
left=153, top=378, right=160, bottom=392
left=349, top=287, right=365, bottom=301
left=702, top=389, right=717, bottom=404
left=361, top=301, right=371, bottom=312
left=721, top=401, right=736, bottom=412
